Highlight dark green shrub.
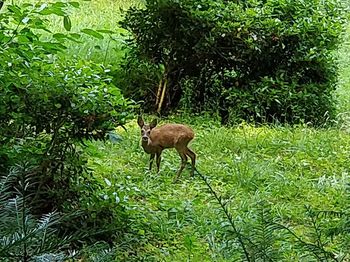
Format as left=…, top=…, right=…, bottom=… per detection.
left=122, top=0, right=348, bottom=124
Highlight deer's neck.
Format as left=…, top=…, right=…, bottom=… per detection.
left=141, top=139, right=155, bottom=154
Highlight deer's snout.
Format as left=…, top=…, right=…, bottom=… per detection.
left=142, top=136, right=149, bottom=142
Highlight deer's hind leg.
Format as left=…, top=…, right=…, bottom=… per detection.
left=185, top=148, right=196, bottom=176
left=174, top=148, right=188, bottom=183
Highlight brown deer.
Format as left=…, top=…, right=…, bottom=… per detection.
left=137, top=116, right=196, bottom=182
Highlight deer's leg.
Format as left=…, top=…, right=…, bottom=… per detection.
left=186, top=148, right=196, bottom=176
left=149, top=153, right=155, bottom=171
left=156, top=151, right=162, bottom=173
left=174, top=151, right=187, bottom=183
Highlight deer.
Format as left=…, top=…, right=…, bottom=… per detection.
left=137, top=116, right=196, bottom=182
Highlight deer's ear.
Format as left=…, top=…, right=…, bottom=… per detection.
left=150, top=119, right=158, bottom=129
left=137, top=116, right=144, bottom=128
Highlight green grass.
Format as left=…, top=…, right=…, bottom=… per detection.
left=16, top=0, right=142, bottom=63
left=67, top=2, right=350, bottom=259
left=84, top=117, right=350, bottom=260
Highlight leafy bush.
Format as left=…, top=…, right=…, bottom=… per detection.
left=122, top=0, right=348, bottom=124
left=0, top=0, right=133, bottom=249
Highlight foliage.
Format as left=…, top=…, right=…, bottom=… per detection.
left=0, top=0, right=134, bottom=249
left=2, top=0, right=350, bottom=260
left=336, top=22, right=350, bottom=131
left=121, top=0, right=348, bottom=125
left=79, top=242, right=117, bottom=262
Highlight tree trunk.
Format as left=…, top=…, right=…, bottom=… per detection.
left=157, top=77, right=167, bottom=114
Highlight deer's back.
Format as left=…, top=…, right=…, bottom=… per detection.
left=150, top=124, right=194, bottom=148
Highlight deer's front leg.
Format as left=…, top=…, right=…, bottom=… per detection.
left=156, top=152, right=162, bottom=173
left=149, top=153, right=155, bottom=171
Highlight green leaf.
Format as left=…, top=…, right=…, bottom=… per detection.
left=39, top=7, right=65, bottom=16
left=53, top=33, right=67, bottom=40
left=63, top=16, right=72, bottom=31
left=66, top=33, right=82, bottom=43
left=7, top=5, right=22, bottom=16
left=81, top=29, right=104, bottom=39
left=97, top=29, right=115, bottom=34
left=69, top=33, right=81, bottom=39
left=17, top=35, right=30, bottom=43
left=68, top=2, right=80, bottom=8
left=184, top=235, right=196, bottom=252
left=52, top=2, right=66, bottom=8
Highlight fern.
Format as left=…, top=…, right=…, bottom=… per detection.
left=194, top=167, right=350, bottom=261
left=79, top=242, right=116, bottom=262
left=272, top=211, right=344, bottom=262
left=194, top=167, right=252, bottom=261
left=248, top=202, right=281, bottom=261
left=194, top=168, right=282, bottom=261
left=0, top=164, right=75, bottom=261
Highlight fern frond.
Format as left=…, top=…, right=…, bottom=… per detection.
left=0, top=166, right=75, bottom=260
left=246, top=202, right=280, bottom=262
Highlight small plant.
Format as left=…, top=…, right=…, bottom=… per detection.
left=194, top=168, right=252, bottom=260
left=195, top=166, right=350, bottom=261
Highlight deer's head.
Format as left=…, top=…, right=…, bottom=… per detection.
left=137, top=116, right=157, bottom=143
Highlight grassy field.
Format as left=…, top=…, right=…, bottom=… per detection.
left=85, top=116, right=350, bottom=260
left=81, top=11, right=350, bottom=262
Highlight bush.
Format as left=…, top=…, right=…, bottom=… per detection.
left=0, top=0, right=134, bottom=249
left=122, top=0, right=348, bottom=125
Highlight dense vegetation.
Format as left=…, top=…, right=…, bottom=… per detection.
left=120, top=0, right=347, bottom=125
left=0, top=0, right=349, bottom=261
